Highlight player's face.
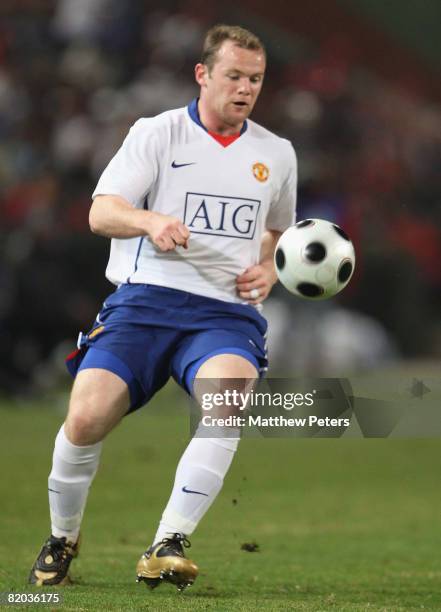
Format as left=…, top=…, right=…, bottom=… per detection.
left=196, top=40, right=266, bottom=132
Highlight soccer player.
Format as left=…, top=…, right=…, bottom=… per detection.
left=29, top=24, right=297, bottom=591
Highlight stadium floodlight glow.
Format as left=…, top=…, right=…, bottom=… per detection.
left=274, top=218, right=356, bottom=300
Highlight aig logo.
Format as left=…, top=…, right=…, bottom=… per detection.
left=184, top=192, right=261, bottom=240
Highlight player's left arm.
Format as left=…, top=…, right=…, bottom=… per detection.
left=236, top=229, right=282, bottom=305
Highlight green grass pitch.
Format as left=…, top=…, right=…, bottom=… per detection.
left=1, top=380, right=440, bottom=611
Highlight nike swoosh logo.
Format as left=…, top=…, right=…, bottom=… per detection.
left=182, top=486, right=208, bottom=496
left=172, top=161, right=196, bottom=168
left=48, top=488, right=60, bottom=494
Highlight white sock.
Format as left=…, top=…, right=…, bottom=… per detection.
left=153, top=424, right=240, bottom=544
left=48, top=425, right=102, bottom=542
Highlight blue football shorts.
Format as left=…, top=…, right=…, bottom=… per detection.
left=66, top=283, right=268, bottom=413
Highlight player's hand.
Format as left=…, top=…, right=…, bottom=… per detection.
left=145, top=211, right=190, bottom=252
left=236, top=260, right=278, bottom=304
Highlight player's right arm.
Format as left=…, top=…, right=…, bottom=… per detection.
left=89, top=195, right=189, bottom=252
left=90, top=117, right=189, bottom=252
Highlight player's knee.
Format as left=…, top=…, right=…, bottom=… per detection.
left=195, top=353, right=258, bottom=380
left=194, top=354, right=257, bottom=413
left=64, top=410, right=105, bottom=446
left=65, top=370, right=130, bottom=445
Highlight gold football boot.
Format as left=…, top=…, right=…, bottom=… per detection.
left=136, top=533, right=198, bottom=592
left=28, top=534, right=80, bottom=586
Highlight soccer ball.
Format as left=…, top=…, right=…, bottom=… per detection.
left=274, top=219, right=355, bottom=299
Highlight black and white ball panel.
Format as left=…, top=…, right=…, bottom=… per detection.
left=274, top=218, right=355, bottom=300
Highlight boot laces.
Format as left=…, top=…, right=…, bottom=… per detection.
left=161, top=533, right=191, bottom=554
left=44, top=537, right=72, bottom=563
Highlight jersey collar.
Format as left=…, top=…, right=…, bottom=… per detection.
left=187, top=98, right=248, bottom=136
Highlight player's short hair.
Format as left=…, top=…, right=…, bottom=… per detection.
left=201, top=24, right=266, bottom=73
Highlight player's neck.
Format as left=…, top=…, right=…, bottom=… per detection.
left=197, top=99, right=242, bottom=136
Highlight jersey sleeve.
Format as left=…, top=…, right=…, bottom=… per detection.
left=92, top=119, right=160, bottom=206
left=265, top=142, right=297, bottom=232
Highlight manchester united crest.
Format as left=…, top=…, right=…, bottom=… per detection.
left=252, top=162, right=269, bottom=182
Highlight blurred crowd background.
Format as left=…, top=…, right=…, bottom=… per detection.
left=0, top=0, right=440, bottom=395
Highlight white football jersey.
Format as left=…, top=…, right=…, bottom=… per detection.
left=92, top=99, right=297, bottom=303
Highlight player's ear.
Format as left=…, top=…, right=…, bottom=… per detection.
left=195, top=63, right=208, bottom=87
